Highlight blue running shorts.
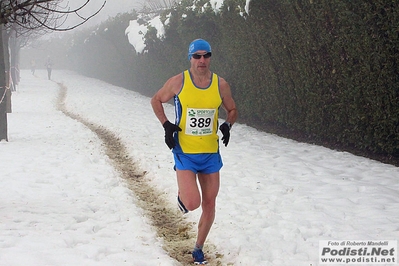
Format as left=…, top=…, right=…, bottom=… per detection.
left=173, top=152, right=223, bottom=174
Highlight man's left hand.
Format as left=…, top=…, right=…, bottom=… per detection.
left=219, top=122, right=231, bottom=147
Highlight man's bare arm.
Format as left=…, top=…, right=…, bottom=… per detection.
left=151, top=74, right=182, bottom=125
left=219, top=78, right=238, bottom=125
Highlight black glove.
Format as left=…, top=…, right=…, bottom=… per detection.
left=163, top=121, right=182, bottom=149
left=219, top=122, right=231, bottom=147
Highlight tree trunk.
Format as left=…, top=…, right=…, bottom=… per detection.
left=0, top=24, right=8, bottom=141
left=7, top=28, right=17, bottom=113
left=10, top=28, right=18, bottom=92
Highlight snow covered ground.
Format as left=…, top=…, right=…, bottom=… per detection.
left=1, top=70, right=398, bottom=266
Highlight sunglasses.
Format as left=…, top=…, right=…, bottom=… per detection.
left=191, top=52, right=212, bottom=59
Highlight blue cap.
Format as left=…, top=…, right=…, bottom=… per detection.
left=188, top=39, right=211, bottom=60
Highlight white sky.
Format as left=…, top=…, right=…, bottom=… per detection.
left=62, top=0, right=143, bottom=28
left=1, top=69, right=398, bottom=265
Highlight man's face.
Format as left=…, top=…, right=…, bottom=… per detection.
left=190, top=50, right=212, bottom=73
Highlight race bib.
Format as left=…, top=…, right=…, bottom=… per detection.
left=185, top=108, right=216, bottom=136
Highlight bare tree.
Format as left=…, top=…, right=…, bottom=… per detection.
left=138, top=0, right=178, bottom=17
left=0, top=0, right=106, bottom=141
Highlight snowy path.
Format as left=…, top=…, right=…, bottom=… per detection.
left=1, top=72, right=177, bottom=266
left=1, top=70, right=398, bottom=266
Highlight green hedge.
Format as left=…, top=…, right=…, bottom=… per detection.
left=66, top=0, right=399, bottom=160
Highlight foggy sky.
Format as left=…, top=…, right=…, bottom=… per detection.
left=63, top=0, right=145, bottom=28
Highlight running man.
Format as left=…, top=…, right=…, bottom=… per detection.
left=151, top=38, right=238, bottom=264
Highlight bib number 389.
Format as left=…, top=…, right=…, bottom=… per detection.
left=185, top=108, right=216, bottom=136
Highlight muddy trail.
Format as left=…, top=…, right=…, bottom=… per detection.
left=56, top=83, right=225, bottom=265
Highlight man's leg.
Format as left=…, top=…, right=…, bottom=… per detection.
left=176, top=169, right=201, bottom=211
left=196, top=172, right=220, bottom=246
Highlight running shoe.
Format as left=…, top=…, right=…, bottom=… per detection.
left=177, top=195, right=189, bottom=214
left=192, top=249, right=207, bottom=265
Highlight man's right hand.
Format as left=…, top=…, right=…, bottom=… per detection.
left=162, top=121, right=182, bottom=149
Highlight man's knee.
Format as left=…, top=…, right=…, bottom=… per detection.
left=201, top=198, right=216, bottom=212
left=185, top=198, right=201, bottom=211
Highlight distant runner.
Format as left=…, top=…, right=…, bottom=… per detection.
left=45, top=56, right=53, bottom=80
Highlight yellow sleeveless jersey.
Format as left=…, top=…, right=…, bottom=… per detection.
left=175, top=70, right=222, bottom=154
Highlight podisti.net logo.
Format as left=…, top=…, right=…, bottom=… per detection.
left=319, top=240, right=397, bottom=264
